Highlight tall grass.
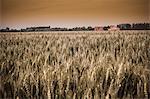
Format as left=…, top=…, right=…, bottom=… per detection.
left=0, top=31, right=150, bottom=99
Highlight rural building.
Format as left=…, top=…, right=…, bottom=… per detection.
left=94, top=26, right=103, bottom=31
left=108, top=25, right=120, bottom=31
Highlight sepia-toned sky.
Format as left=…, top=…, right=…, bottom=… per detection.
left=0, top=0, right=2, bottom=27
left=1, top=0, right=150, bottom=29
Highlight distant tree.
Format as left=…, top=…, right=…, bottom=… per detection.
left=81, top=26, right=86, bottom=31
left=117, top=24, right=131, bottom=30
left=132, top=23, right=150, bottom=30
left=87, top=26, right=94, bottom=31
left=103, top=26, right=110, bottom=31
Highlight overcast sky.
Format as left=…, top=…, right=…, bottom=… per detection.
left=1, top=0, right=150, bottom=29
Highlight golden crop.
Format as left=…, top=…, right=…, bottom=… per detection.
left=0, top=31, right=150, bottom=99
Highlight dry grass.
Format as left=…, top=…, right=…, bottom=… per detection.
left=0, top=31, right=150, bottom=99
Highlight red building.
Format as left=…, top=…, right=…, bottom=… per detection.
left=108, top=25, right=120, bottom=31
left=94, top=26, right=103, bottom=31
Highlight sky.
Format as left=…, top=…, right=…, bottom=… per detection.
left=1, top=0, right=150, bottom=29
left=0, top=0, right=2, bottom=27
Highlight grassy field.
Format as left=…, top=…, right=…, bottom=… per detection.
left=0, top=31, right=150, bottom=99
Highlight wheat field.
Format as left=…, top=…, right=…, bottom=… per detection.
left=0, top=31, right=150, bottom=99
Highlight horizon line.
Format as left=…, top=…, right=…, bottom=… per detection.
left=1, top=22, right=150, bottom=30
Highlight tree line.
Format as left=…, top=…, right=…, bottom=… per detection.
left=0, top=23, right=149, bottom=32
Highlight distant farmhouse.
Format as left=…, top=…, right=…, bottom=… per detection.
left=108, top=25, right=120, bottom=31
left=94, top=26, right=103, bottom=31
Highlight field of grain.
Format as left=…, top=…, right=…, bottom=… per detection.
left=0, top=31, right=150, bottom=99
